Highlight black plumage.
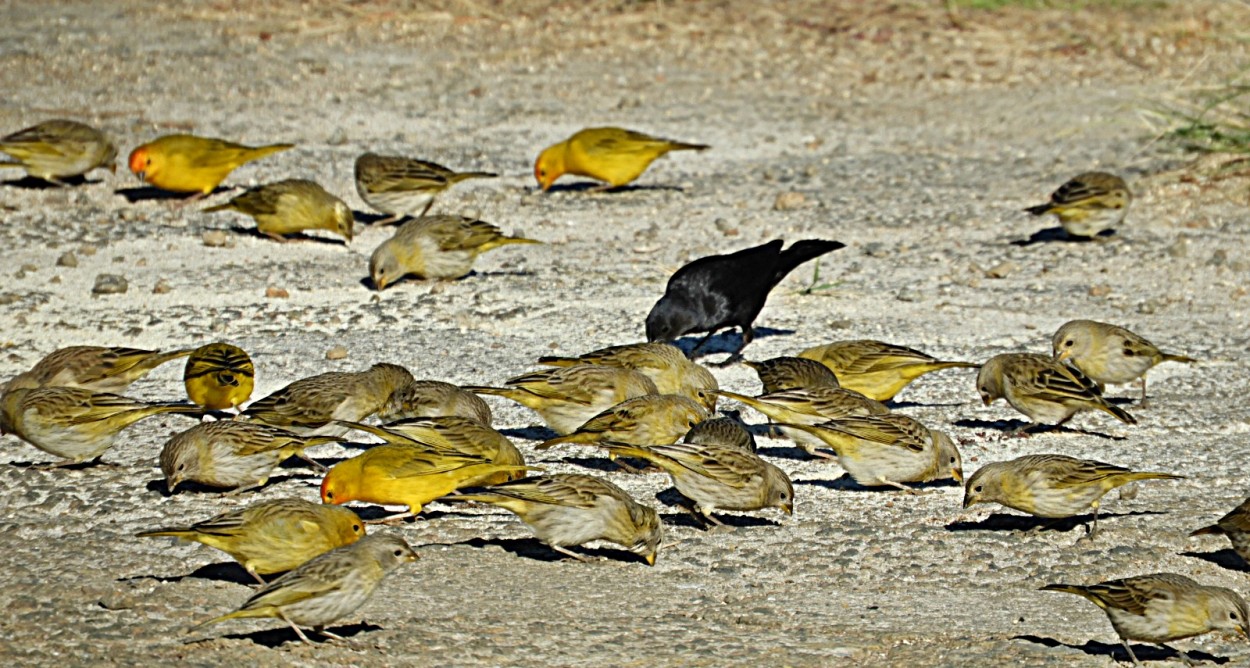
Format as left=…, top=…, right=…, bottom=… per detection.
left=644, top=239, right=845, bottom=359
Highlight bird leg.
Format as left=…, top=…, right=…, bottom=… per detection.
left=374, top=213, right=403, bottom=225
left=365, top=511, right=416, bottom=525
left=1118, top=638, right=1142, bottom=666
left=417, top=199, right=434, bottom=218
left=687, top=329, right=721, bottom=358
left=1138, top=376, right=1150, bottom=407
left=878, top=479, right=921, bottom=495
left=279, top=612, right=316, bottom=645
left=246, top=569, right=268, bottom=586
left=295, top=453, right=328, bottom=471
left=552, top=545, right=592, bottom=563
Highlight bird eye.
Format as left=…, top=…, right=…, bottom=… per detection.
left=950, top=456, right=957, bottom=464
left=393, top=549, right=404, bottom=557
left=352, top=524, right=361, bottom=532
left=973, top=485, right=983, bottom=493
left=325, top=491, right=334, bottom=500
left=1064, top=340, right=1074, bottom=347
left=538, top=169, right=546, bottom=177
left=1232, top=611, right=1241, bottom=620
left=176, top=463, right=186, bottom=472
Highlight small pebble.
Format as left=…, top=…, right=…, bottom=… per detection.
left=986, top=261, right=1018, bottom=279
left=1088, top=284, right=1111, bottom=297
left=152, top=279, right=171, bottom=294
left=202, top=230, right=230, bottom=247
left=92, top=274, right=128, bottom=295
left=325, top=345, right=349, bottom=360
left=773, top=191, right=807, bottom=211
left=265, top=286, right=289, bottom=299
left=56, top=252, right=78, bottom=268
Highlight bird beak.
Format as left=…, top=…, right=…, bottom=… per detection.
left=980, top=395, right=992, bottom=407
left=108, top=163, right=117, bottom=174
left=951, top=469, right=964, bottom=484
left=782, top=503, right=793, bottom=515
left=1055, top=350, right=1071, bottom=362
left=962, top=495, right=976, bottom=509
left=373, top=278, right=386, bottom=292
left=167, top=478, right=180, bottom=494
left=645, top=552, right=656, bottom=566
left=135, top=170, right=146, bottom=182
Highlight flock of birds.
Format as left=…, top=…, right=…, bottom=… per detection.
left=0, top=117, right=1245, bottom=664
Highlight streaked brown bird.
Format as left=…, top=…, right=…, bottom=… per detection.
left=537, top=341, right=719, bottom=412
left=159, top=420, right=337, bottom=493
left=354, top=152, right=496, bottom=223
left=743, top=356, right=840, bottom=393
left=536, top=394, right=708, bottom=451
left=798, top=340, right=979, bottom=401
left=466, top=364, right=658, bottom=435
left=977, top=352, right=1135, bottom=433
left=377, top=379, right=493, bottom=425
left=242, top=362, right=414, bottom=437
left=0, top=119, right=117, bottom=185
left=1024, top=171, right=1131, bottom=239
left=203, top=178, right=354, bottom=243
left=778, top=414, right=962, bottom=491
left=4, top=345, right=193, bottom=394
left=1052, top=319, right=1197, bottom=402
left=1190, top=497, right=1250, bottom=567
left=368, top=215, right=540, bottom=289
left=683, top=415, right=757, bottom=453
left=714, top=387, right=888, bottom=459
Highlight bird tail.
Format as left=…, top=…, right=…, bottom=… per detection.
left=534, top=355, right=578, bottom=367
left=928, top=361, right=981, bottom=371
left=1039, top=583, right=1095, bottom=601
left=1023, top=203, right=1054, bottom=216
left=534, top=432, right=595, bottom=450
left=189, top=608, right=259, bottom=632
left=447, top=171, right=498, bottom=184
left=300, top=435, right=346, bottom=449
left=1190, top=524, right=1226, bottom=537
left=135, top=527, right=192, bottom=539
left=241, top=143, right=295, bottom=164
left=201, top=201, right=236, bottom=213
left=462, top=386, right=515, bottom=399
left=1162, top=353, right=1198, bottom=364
left=711, top=390, right=774, bottom=415
left=773, top=240, right=846, bottom=283
left=479, top=236, right=544, bottom=252
left=1098, top=401, right=1137, bottom=425
left=1124, top=471, right=1185, bottom=483
left=150, top=402, right=210, bottom=416
left=666, top=141, right=710, bottom=152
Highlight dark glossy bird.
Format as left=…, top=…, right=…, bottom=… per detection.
left=644, top=239, right=845, bottom=360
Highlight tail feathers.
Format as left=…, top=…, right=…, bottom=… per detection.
left=535, top=356, right=578, bottom=367
left=1024, top=203, right=1054, bottom=216
left=1126, top=471, right=1185, bottom=483
left=1190, top=524, right=1225, bottom=537
left=1162, top=353, right=1198, bottom=364
left=1039, top=583, right=1089, bottom=597
left=135, top=528, right=190, bottom=539
left=667, top=141, right=710, bottom=152
left=301, top=435, right=345, bottom=449
left=448, top=171, right=498, bottom=183
left=535, top=433, right=593, bottom=450
left=1100, top=401, right=1137, bottom=425
left=202, top=202, right=235, bottom=213
left=190, top=608, right=257, bottom=632
left=246, top=144, right=295, bottom=161
left=929, top=361, right=981, bottom=371
left=479, top=236, right=544, bottom=252
left=463, top=386, right=514, bottom=398
left=151, top=403, right=208, bottom=415
left=773, top=239, right=846, bottom=283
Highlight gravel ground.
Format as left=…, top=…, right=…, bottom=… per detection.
left=2, top=1, right=1250, bottom=665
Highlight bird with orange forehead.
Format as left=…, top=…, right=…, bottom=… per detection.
left=128, top=134, right=292, bottom=200
left=534, top=127, right=707, bottom=192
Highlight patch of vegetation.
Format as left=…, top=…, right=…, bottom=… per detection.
left=1158, top=79, right=1250, bottom=155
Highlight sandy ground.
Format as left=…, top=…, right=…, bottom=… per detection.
left=2, top=1, right=1250, bottom=665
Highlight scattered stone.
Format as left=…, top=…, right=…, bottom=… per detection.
left=92, top=274, right=128, bottom=295
left=152, top=279, right=172, bottom=294
left=202, top=230, right=230, bottom=247
left=78, top=245, right=98, bottom=256
left=325, top=345, right=349, bottom=360
left=50, top=276, right=61, bottom=284
left=56, top=252, right=78, bottom=268
left=265, top=286, right=289, bottom=299
left=326, top=127, right=348, bottom=145
left=713, top=218, right=739, bottom=236
left=773, top=191, right=807, bottom=211
left=20, top=263, right=37, bottom=273
left=1088, top=284, right=1111, bottom=297
left=1208, top=249, right=1228, bottom=266
left=985, top=261, right=1018, bottom=278
left=1165, top=237, right=1188, bottom=258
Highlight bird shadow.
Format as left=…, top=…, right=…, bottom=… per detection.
left=1181, top=549, right=1250, bottom=573
left=541, top=182, right=685, bottom=194
left=2, top=174, right=95, bottom=189
left=555, top=456, right=635, bottom=473
left=652, top=488, right=782, bottom=529
left=500, top=425, right=558, bottom=442
left=115, top=186, right=229, bottom=202
left=120, top=562, right=259, bottom=586
left=1010, top=227, right=1116, bottom=247
left=944, top=510, right=1162, bottom=533
left=219, top=622, right=383, bottom=648
left=672, top=327, right=796, bottom=360
left=143, top=473, right=315, bottom=497
left=352, top=210, right=397, bottom=225
left=450, top=536, right=648, bottom=565
left=795, top=474, right=961, bottom=493
left=754, top=445, right=822, bottom=461
left=6, top=458, right=110, bottom=470
left=886, top=400, right=968, bottom=410
left=226, top=225, right=350, bottom=246
left=1012, top=634, right=1228, bottom=665
left=950, top=418, right=1127, bottom=441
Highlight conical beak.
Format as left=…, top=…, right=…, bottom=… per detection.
left=645, top=552, right=656, bottom=566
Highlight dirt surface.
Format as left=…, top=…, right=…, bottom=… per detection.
left=2, top=1, right=1250, bottom=665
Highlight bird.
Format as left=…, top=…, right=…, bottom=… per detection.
left=536, top=394, right=708, bottom=451
left=0, top=387, right=201, bottom=467
left=354, top=152, right=496, bottom=223
left=1052, top=319, right=1197, bottom=402
left=202, top=179, right=354, bottom=243
left=465, top=364, right=658, bottom=435
left=368, top=215, right=541, bottom=289
left=534, top=126, right=708, bottom=192
left=601, top=441, right=793, bottom=526
left=743, top=356, right=841, bottom=393
left=136, top=497, right=365, bottom=583
left=1024, top=171, right=1131, bottom=239
left=778, top=414, right=962, bottom=491
left=682, top=414, right=757, bottom=453
left=962, top=454, right=1183, bottom=537
left=537, top=341, right=720, bottom=412
left=440, top=474, right=662, bottom=565
left=797, top=340, right=980, bottom=401
left=183, top=342, right=255, bottom=412
left=3, top=345, right=194, bottom=394
left=241, top=362, right=414, bottom=437
left=0, top=119, right=116, bottom=185
left=645, top=239, right=845, bottom=361
left=128, top=134, right=293, bottom=198
left=1040, top=573, right=1248, bottom=666
left=1190, top=497, right=1250, bottom=566
left=713, top=387, right=889, bottom=458
left=159, top=420, right=338, bottom=493
left=376, top=379, right=493, bottom=426
left=336, top=417, right=525, bottom=486
left=320, top=443, right=537, bottom=523
left=192, top=533, right=418, bottom=644
left=977, top=352, right=1136, bottom=433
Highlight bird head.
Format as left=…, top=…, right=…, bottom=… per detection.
left=333, top=201, right=355, bottom=242
left=975, top=358, right=1004, bottom=406
left=128, top=145, right=153, bottom=182
left=320, top=467, right=351, bottom=505
left=533, top=144, right=563, bottom=191
left=631, top=505, right=664, bottom=567
left=644, top=297, right=693, bottom=344
left=961, top=465, right=996, bottom=509
left=368, top=243, right=401, bottom=291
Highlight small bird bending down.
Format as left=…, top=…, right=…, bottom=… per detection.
left=3, top=345, right=193, bottom=394
left=1052, top=319, right=1197, bottom=403
left=1190, top=497, right=1250, bottom=567
left=377, top=380, right=493, bottom=426
left=137, top=497, right=365, bottom=583
left=798, top=340, right=979, bottom=401
left=368, top=215, right=541, bottom=289
left=192, top=533, right=418, bottom=644
left=976, top=352, right=1136, bottom=433
left=0, top=387, right=201, bottom=466
left=743, top=356, right=841, bottom=393
left=682, top=415, right=757, bottom=453
left=320, top=443, right=537, bottom=522
left=203, top=179, right=354, bottom=243
left=1040, top=573, right=1248, bottom=666
left=465, top=364, right=658, bottom=435
left=601, top=441, right=793, bottom=526
left=128, top=134, right=293, bottom=198
left=183, top=342, right=255, bottom=412
left=354, top=152, right=497, bottom=223
left=714, top=387, right=889, bottom=458
left=159, top=420, right=338, bottom=493
left=534, top=127, right=708, bottom=192
left=537, top=341, right=719, bottom=411
left=536, top=394, right=709, bottom=451
left=0, top=119, right=117, bottom=185
left=443, top=474, right=663, bottom=564
left=962, top=454, right=1183, bottom=537
left=242, top=362, right=414, bottom=437
left=336, top=417, right=525, bottom=486
left=645, top=239, right=845, bottom=361
left=778, top=414, right=962, bottom=491
left=1024, top=171, right=1131, bottom=238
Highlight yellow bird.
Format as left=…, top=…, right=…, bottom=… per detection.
left=183, top=342, right=255, bottom=412
left=798, top=340, right=979, bottom=401
left=534, top=127, right=708, bottom=191
left=128, top=134, right=293, bottom=197
left=0, top=119, right=117, bottom=185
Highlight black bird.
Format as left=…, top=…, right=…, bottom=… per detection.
left=645, top=239, right=845, bottom=361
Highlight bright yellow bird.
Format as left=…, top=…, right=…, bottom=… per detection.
left=183, top=342, right=255, bottom=412
left=128, top=134, right=293, bottom=197
left=534, top=127, right=708, bottom=191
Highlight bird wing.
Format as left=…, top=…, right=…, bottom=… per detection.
left=1034, top=456, right=1134, bottom=488
left=820, top=415, right=927, bottom=452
